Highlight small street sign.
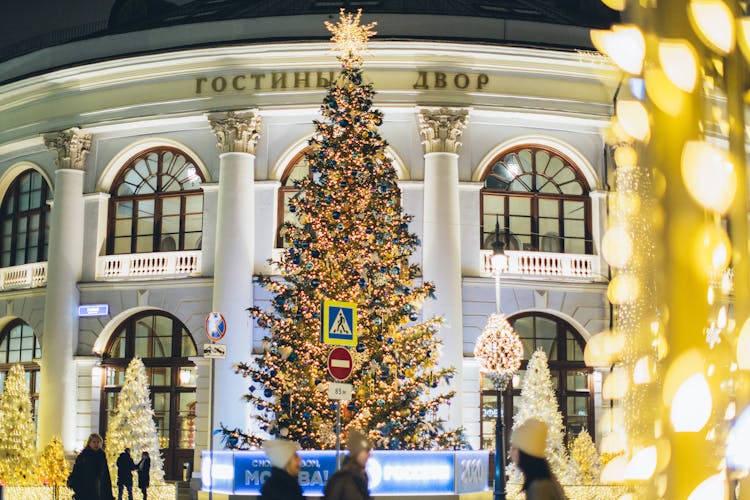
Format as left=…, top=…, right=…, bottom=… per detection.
left=205, top=312, right=227, bottom=342
left=327, top=346, right=354, bottom=381
left=328, top=382, right=354, bottom=401
left=203, top=343, right=227, bottom=359
left=321, top=299, right=357, bottom=346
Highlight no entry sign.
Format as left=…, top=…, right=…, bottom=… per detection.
left=327, top=347, right=353, bottom=381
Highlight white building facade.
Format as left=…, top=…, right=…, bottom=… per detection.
left=0, top=7, right=618, bottom=482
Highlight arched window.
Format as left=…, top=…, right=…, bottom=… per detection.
left=0, top=320, right=41, bottom=426
left=107, top=147, right=204, bottom=255
left=479, top=312, right=593, bottom=452
left=100, top=311, right=197, bottom=480
left=276, top=149, right=310, bottom=248
left=481, top=146, right=591, bottom=254
left=0, top=169, right=52, bottom=267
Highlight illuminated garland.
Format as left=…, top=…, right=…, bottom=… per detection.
left=473, top=313, right=523, bottom=381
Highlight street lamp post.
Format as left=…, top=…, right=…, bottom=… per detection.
left=474, top=219, right=523, bottom=500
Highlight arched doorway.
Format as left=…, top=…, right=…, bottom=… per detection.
left=479, top=312, right=593, bottom=453
left=100, top=310, right=197, bottom=480
left=0, top=319, right=41, bottom=432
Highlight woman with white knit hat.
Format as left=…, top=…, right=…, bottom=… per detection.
left=510, top=418, right=567, bottom=500
left=260, top=438, right=305, bottom=500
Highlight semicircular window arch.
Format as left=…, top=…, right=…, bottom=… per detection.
left=276, top=149, right=311, bottom=248
left=481, top=146, right=592, bottom=254
left=0, top=169, right=52, bottom=267
left=107, top=147, right=204, bottom=255
left=100, top=310, right=197, bottom=480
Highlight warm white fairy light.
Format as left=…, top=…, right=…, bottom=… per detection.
left=474, top=313, right=524, bottom=379
left=325, top=8, right=377, bottom=68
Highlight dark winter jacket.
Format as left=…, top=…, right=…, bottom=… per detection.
left=137, top=456, right=151, bottom=488
left=323, top=456, right=371, bottom=500
left=116, top=451, right=138, bottom=485
left=525, top=477, right=567, bottom=500
left=67, top=447, right=115, bottom=500
left=259, top=466, right=305, bottom=500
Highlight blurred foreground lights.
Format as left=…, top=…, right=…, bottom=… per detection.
left=688, top=0, right=735, bottom=54
left=608, top=274, right=639, bottom=304
left=645, top=65, right=685, bottom=116
left=584, top=329, right=625, bottom=367
left=600, top=455, right=628, bottom=483
left=739, top=17, right=750, bottom=62
left=602, top=368, right=629, bottom=400
left=670, top=373, right=712, bottom=432
left=602, top=226, right=632, bottom=268
left=600, top=431, right=626, bottom=455
left=633, top=356, right=653, bottom=384
left=616, top=100, right=650, bottom=141
left=681, top=141, right=737, bottom=214
left=737, top=317, right=750, bottom=369
left=658, top=40, right=698, bottom=92
left=600, top=0, right=625, bottom=11
left=591, top=25, right=645, bottom=74
left=625, top=446, right=657, bottom=480
left=727, top=405, right=750, bottom=469
left=694, top=223, right=732, bottom=278
left=614, top=145, right=637, bottom=168
left=687, top=471, right=728, bottom=500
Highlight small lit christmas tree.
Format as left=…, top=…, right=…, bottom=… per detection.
left=226, top=9, right=463, bottom=450
left=37, top=436, right=70, bottom=490
left=0, top=364, right=36, bottom=485
left=568, top=429, right=601, bottom=485
left=510, top=349, right=571, bottom=482
left=105, top=358, right=165, bottom=486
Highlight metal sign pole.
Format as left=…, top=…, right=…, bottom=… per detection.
left=208, top=357, right=215, bottom=500
left=335, top=401, right=342, bottom=470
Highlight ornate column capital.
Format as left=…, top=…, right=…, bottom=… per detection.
left=43, top=128, right=91, bottom=170
left=418, top=107, right=469, bottom=154
left=207, top=110, right=262, bottom=154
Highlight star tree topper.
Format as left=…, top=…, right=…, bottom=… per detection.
left=325, top=8, right=377, bottom=68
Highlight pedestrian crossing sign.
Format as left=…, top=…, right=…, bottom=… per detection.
left=321, top=299, right=357, bottom=346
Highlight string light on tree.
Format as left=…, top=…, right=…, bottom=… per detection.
left=222, top=9, right=464, bottom=451
left=0, top=364, right=36, bottom=486
left=105, top=358, right=166, bottom=487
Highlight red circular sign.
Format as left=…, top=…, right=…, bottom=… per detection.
left=205, top=312, right=227, bottom=342
left=327, top=347, right=354, bottom=381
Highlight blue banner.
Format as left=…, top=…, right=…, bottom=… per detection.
left=201, top=449, right=488, bottom=496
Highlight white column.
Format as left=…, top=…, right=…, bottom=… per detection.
left=38, top=128, right=91, bottom=453
left=418, top=108, right=469, bottom=429
left=207, top=110, right=261, bottom=448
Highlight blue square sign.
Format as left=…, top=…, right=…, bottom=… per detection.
left=321, top=299, right=357, bottom=346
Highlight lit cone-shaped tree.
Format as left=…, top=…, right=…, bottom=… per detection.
left=105, top=358, right=165, bottom=486
left=0, top=364, right=36, bottom=485
left=510, top=349, right=571, bottom=482
left=37, top=436, right=70, bottom=492
left=568, top=429, right=601, bottom=485
left=229, top=9, right=463, bottom=450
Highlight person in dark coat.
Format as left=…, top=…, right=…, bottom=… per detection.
left=323, top=429, right=372, bottom=500
left=510, top=419, right=567, bottom=500
left=116, top=448, right=138, bottom=500
left=137, top=452, right=151, bottom=500
left=259, top=438, right=305, bottom=500
left=67, top=433, right=115, bottom=500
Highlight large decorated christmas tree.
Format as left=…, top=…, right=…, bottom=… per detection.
left=105, top=358, right=165, bottom=486
left=510, top=349, right=571, bottom=482
left=0, top=364, right=36, bottom=485
left=229, top=9, right=463, bottom=450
